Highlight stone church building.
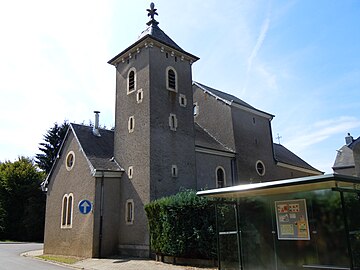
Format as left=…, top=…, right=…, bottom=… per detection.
left=42, top=3, right=322, bottom=258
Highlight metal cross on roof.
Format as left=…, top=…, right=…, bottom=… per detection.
left=276, top=133, right=282, bottom=144
left=147, top=2, right=159, bottom=26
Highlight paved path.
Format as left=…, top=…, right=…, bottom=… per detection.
left=24, top=247, right=217, bottom=270
left=74, top=257, right=216, bottom=270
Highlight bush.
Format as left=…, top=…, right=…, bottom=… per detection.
left=144, top=189, right=216, bottom=259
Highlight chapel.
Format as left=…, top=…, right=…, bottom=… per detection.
left=42, top=3, right=321, bottom=258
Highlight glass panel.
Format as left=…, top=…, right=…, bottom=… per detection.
left=343, top=191, right=360, bottom=268
left=217, top=203, right=241, bottom=270
left=239, top=197, right=275, bottom=270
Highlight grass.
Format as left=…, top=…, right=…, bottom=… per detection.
left=37, top=254, right=82, bottom=264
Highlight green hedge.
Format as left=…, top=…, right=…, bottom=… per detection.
left=144, top=189, right=216, bottom=259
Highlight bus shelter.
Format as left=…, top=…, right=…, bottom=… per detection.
left=197, top=174, right=360, bottom=270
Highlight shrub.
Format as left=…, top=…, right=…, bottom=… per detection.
left=145, top=189, right=216, bottom=259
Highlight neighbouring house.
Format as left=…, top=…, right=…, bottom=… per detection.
left=333, top=133, right=360, bottom=177
left=42, top=3, right=322, bottom=258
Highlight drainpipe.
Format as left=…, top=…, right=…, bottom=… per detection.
left=98, top=171, right=105, bottom=258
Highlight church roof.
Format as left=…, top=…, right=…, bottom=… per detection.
left=193, top=82, right=274, bottom=119
left=273, top=143, right=322, bottom=173
left=71, top=124, right=123, bottom=172
left=108, top=4, right=198, bottom=65
left=138, top=24, right=184, bottom=53
left=194, top=123, right=235, bottom=154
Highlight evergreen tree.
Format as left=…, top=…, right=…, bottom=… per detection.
left=35, top=121, right=69, bottom=174
left=0, top=157, right=45, bottom=241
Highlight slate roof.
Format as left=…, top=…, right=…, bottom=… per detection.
left=193, top=82, right=274, bottom=118
left=194, top=123, right=235, bottom=153
left=138, top=24, right=184, bottom=53
left=108, top=23, right=199, bottom=65
left=71, top=124, right=122, bottom=172
left=349, top=136, right=360, bottom=150
left=333, top=144, right=355, bottom=169
left=273, top=143, right=322, bottom=173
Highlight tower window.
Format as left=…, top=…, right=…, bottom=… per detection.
left=179, top=94, right=187, bottom=107
left=128, top=116, right=135, bottom=133
left=127, top=68, right=136, bottom=94
left=125, top=199, right=134, bottom=224
left=216, top=167, right=226, bottom=188
left=171, top=165, right=178, bottom=178
left=169, top=113, right=178, bottom=131
left=137, top=89, right=143, bottom=103
left=166, top=67, right=177, bottom=92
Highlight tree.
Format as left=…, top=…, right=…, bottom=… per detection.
left=35, top=121, right=69, bottom=174
left=0, top=157, right=45, bottom=241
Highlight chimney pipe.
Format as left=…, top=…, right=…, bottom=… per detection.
left=345, top=133, right=353, bottom=145
left=93, top=111, right=101, bottom=137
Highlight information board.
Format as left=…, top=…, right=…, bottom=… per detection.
left=275, top=199, right=310, bottom=240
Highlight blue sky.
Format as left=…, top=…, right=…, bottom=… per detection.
left=0, top=0, right=359, bottom=173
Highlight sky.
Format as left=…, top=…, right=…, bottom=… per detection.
left=0, top=0, right=359, bottom=174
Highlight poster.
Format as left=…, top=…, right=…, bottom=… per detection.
left=275, top=199, right=310, bottom=240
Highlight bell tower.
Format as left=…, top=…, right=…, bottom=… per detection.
left=108, top=3, right=199, bottom=257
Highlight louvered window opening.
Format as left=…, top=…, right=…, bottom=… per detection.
left=168, top=69, right=176, bottom=89
left=129, top=71, right=135, bottom=91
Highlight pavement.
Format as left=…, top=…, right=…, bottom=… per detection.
left=22, top=250, right=217, bottom=270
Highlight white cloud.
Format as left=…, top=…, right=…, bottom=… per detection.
left=284, top=116, right=360, bottom=153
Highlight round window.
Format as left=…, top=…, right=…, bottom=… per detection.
left=256, top=160, right=265, bottom=176
left=65, top=151, right=75, bottom=171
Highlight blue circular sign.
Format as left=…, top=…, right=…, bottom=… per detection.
left=78, top=199, right=92, bottom=214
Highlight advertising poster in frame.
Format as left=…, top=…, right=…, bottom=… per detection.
left=275, top=199, right=310, bottom=240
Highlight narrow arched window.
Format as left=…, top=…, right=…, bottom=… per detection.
left=216, top=167, right=226, bottom=188
left=129, top=71, right=135, bottom=91
left=62, top=196, right=68, bottom=226
left=168, top=69, right=176, bottom=89
left=127, top=68, right=136, bottom=94
left=67, top=194, right=73, bottom=226
left=166, top=67, right=177, bottom=92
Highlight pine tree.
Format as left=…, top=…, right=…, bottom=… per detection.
left=35, top=121, right=69, bottom=174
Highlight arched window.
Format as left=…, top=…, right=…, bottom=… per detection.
left=67, top=194, right=73, bottom=226
left=61, top=193, right=74, bottom=228
left=62, top=196, right=67, bottom=226
left=166, top=67, right=177, bottom=92
left=127, top=68, right=136, bottom=94
left=216, top=167, right=226, bottom=188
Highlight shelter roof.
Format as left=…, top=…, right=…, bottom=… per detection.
left=197, top=174, right=360, bottom=198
